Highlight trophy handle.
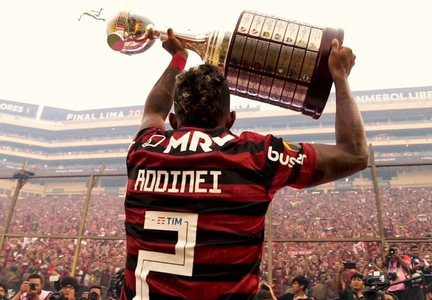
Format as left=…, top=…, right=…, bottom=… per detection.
left=150, top=26, right=209, bottom=60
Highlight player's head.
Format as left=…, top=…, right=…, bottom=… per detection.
left=169, top=64, right=235, bottom=129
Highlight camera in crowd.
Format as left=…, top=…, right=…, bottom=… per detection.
left=88, top=292, right=98, bottom=300
left=362, top=269, right=431, bottom=300
left=108, top=268, right=124, bottom=300
left=363, top=271, right=391, bottom=300
left=364, top=271, right=391, bottom=289
left=49, top=292, right=65, bottom=300
left=48, top=275, right=63, bottom=300
left=48, top=276, right=79, bottom=300
left=385, top=247, right=397, bottom=262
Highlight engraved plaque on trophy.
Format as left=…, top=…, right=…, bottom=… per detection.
left=106, top=10, right=344, bottom=119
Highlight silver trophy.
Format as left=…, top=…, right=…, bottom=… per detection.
left=106, top=10, right=344, bottom=119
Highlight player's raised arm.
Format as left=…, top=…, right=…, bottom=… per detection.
left=137, top=29, right=188, bottom=132
left=307, top=39, right=369, bottom=187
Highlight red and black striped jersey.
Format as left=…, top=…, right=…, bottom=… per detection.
left=122, top=126, right=316, bottom=300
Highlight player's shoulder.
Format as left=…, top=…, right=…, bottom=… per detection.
left=237, top=130, right=272, bottom=141
left=135, top=126, right=166, bottom=141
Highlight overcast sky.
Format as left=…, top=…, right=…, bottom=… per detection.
left=0, top=0, right=431, bottom=110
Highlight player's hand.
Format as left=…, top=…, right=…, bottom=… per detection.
left=328, top=38, right=356, bottom=81
left=162, top=28, right=188, bottom=60
left=19, top=281, right=30, bottom=294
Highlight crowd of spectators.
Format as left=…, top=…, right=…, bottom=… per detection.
left=3, top=187, right=431, bottom=239
left=261, top=241, right=429, bottom=297
left=380, top=187, right=432, bottom=237
left=0, top=187, right=431, bottom=298
left=0, top=238, right=125, bottom=296
left=271, top=189, right=379, bottom=239
left=272, top=187, right=432, bottom=239
left=4, top=195, right=124, bottom=237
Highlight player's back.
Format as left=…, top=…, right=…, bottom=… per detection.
left=123, top=125, right=314, bottom=299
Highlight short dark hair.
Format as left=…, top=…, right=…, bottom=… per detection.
left=27, top=273, right=43, bottom=284
left=88, top=285, right=102, bottom=291
left=410, top=244, right=419, bottom=250
left=60, top=276, right=79, bottom=291
left=292, top=275, right=309, bottom=291
left=174, top=64, right=230, bottom=128
left=351, top=272, right=364, bottom=281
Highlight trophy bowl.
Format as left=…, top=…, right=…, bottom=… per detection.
left=106, top=11, right=156, bottom=55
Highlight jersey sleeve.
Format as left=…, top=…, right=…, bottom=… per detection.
left=265, top=135, right=317, bottom=193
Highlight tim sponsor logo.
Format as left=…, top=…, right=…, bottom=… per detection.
left=153, top=216, right=183, bottom=226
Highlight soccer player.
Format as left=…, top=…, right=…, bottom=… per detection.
left=122, top=28, right=368, bottom=300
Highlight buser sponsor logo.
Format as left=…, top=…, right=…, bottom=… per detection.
left=267, top=146, right=307, bottom=168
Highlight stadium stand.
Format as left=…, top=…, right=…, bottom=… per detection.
left=1, top=85, right=432, bottom=176
left=0, top=85, right=431, bottom=298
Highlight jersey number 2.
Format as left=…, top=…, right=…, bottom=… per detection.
left=134, top=211, right=198, bottom=300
